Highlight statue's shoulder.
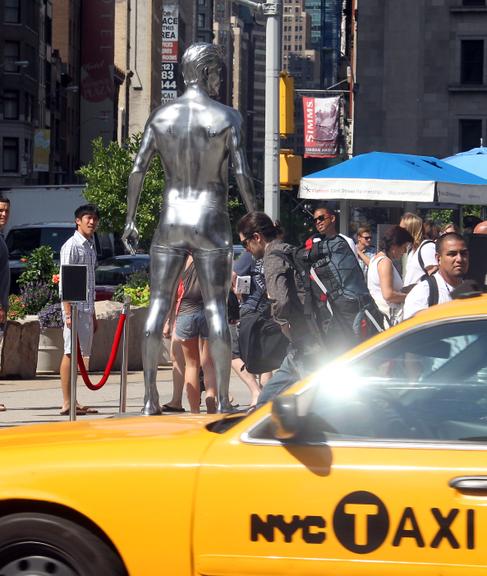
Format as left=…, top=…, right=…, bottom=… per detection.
left=209, top=100, right=243, bottom=125
left=145, top=100, right=180, bottom=125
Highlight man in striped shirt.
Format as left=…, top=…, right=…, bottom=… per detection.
left=59, top=204, right=99, bottom=416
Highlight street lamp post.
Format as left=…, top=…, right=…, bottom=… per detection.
left=233, top=0, right=281, bottom=221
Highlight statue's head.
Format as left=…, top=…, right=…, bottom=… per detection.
left=182, top=43, right=223, bottom=96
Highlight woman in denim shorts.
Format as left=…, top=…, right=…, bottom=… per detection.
left=174, top=256, right=216, bottom=413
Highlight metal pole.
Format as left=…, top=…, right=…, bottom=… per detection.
left=119, top=297, right=131, bottom=413
left=263, top=0, right=281, bottom=221
left=232, top=0, right=281, bottom=219
left=69, top=303, right=78, bottom=422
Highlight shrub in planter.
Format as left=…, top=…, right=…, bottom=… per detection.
left=7, top=294, right=26, bottom=321
left=20, top=281, right=59, bottom=316
left=113, top=270, right=150, bottom=307
left=38, top=302, right=63, bottom=330
left=17, top=247, right=60, bottom=315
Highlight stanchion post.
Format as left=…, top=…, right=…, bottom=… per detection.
left=69, top=303, right=79, bottom=422
left=119, top=296, right=131, bottom=413
left=61, top=263, right=88, bottom=422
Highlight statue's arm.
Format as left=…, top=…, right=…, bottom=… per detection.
left=228, top=115, right=256, bottom=213
left=122, top=124, right=157, bottom=253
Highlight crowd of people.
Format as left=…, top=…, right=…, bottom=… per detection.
left=233, top=206, right=477, bottom=408
left=0, top=194, right=483, bottom=414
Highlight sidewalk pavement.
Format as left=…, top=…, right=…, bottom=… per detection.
left=0, top=367, right=255, bottom=428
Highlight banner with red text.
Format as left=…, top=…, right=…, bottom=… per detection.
left=302, top=96, right=341, bottom=158
left=161, top=4, right=179, bottom=103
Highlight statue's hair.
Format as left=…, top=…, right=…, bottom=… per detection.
left=182, top=43, right=222, bottom=84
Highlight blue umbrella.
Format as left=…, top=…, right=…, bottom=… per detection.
left=443, top=147, right=487, bottom=180
left=299, top=151, right=487, bottom=205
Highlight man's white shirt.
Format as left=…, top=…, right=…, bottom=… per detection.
left=59, top=230, right=97, bottom=314
left=403, top=272, right=453, bottom=320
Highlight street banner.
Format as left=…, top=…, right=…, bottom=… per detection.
left=79, top=0, right=114, bottom=164
left=161, top=4, right=179, bottom=103
left=303, top=96, right=341, bottom=158
left=33, top=129, right=50, bottom=172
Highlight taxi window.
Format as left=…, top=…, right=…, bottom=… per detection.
left=308, top=320, right=487, bottom=443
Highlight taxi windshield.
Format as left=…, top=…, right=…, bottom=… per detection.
left=307, top=319, right=487, bottom=443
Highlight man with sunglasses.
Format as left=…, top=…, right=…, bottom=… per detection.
left=312, top=206, right=358, bottom=258
left=355, top=226, right=376, bottom=278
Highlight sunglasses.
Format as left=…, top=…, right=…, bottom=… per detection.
left=361, top=236, right=372, bottom=241
left=313, top=214, right=331, bottom=224
left=241, top=235, right=254, bottom=249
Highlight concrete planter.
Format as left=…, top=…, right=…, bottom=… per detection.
left=37, top=327, right=64, bottom=373
left=0, top=317, right=40, bottom=379
left=90, top=301, right=170, bottom=372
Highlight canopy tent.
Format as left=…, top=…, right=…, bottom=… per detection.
left=443, top=147, right=487, bottom=180
left=299, top=151, right=487, bottom=205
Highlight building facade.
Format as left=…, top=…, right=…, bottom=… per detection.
left=1, top=0, right=41, bottom=186
left=115, top=0, right=162, bottom=140
left=354, top=0, right=487, bottom=158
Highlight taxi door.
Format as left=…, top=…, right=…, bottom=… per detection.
left=193, top=422, right=487, bottom=576
left=193, top=318, right=487, bottom=575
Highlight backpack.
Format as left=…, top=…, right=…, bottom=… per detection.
left=238, top=311, right=289, bottom=374
left=272, top=235, right=385, bottom=349
left=421, top=273, right=439, bottom=307
left=417, top=240, right=435, bottom=273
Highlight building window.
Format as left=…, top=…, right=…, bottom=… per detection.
left=461, top=39, right=484, bottom=84
left=3, top=41, right=20, bottom=72
left=24, top=93, right=32, bottom=122
left=459, top=119, right=482, bottom=151
left=3, top=90, right=19, bottom=119
left=197, top=13, right=205, bottom=28
left=4, top=0, right=20, bottom=23
left=2, top=137, right=19, bottom=172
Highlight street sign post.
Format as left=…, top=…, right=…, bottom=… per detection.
left=61, top=264, right=88, bottom=422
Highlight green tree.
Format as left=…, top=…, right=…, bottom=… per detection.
left=77, top=134, right=164, bottom=248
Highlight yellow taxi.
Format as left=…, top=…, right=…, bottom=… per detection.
left=1, top=295, right=487, bottom=575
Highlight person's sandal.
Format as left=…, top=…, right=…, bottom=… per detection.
left=59, top=406, right=98, bottom=416
left=161, top=404, right=185, bottom=413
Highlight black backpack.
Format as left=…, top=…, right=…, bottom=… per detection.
left=272, top=235, right=385, bottom=348
left=417, top=240, right=436, bottom=273
left=238, top=311, right=290, bottom=374
left=421, top=273, right=439, bottom=307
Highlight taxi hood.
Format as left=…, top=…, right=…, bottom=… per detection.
left=0, top=413, right=225, bottom=452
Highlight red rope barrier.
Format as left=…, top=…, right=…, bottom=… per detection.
left=77, top=313, right=127, bottom=390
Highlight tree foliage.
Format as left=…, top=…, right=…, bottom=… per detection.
left=77, top=135, right=164, bottom=248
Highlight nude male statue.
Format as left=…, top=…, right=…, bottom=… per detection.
left=122, top=43, right=256, bottom=415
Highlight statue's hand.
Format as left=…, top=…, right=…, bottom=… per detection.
left=122, top=221, right=139, bottom=255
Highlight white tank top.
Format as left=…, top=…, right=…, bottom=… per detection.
left=367, top=254, right=404, bottom=321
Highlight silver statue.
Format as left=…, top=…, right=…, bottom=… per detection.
left=122, top=43, right=256, bottom=415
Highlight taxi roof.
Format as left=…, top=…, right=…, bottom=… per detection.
left=342, top=293, right=487, bottom=360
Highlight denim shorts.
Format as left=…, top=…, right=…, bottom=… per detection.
left=175, top=310, right=209, bottom=341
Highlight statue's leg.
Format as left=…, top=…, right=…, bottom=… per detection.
left=193, top=248, right=233, bottom=413
left=142, top=246, right=187, bottom=415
